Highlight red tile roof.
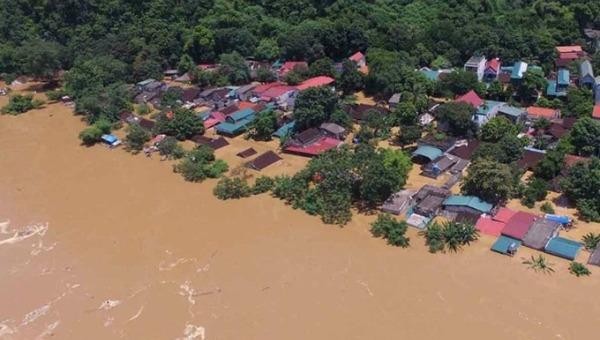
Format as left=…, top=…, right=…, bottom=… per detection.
left=296, top=76, right=335, bottom=91
left=501, top=211, right=537, bottom=240
left=485, top=58, right=501, bottom=72
left=280, top=61, right=308, bottom=76
left=475, top=216, right=506, bottom=237
left=253, top=82, right=284, bottom=94
left=259, top=85, right=296, bottom=100
left=349, top=51, right=365, bottom=62
left=284, top=136, right=341, bottom=157
left=593, top=105, right=600, bottom=119
left=238, top=101, right=257, bottom=110
left=455, top=90, right=483, bottom=108
left=526, top=106, right=560, bottom=119
left=556, top=46, right=583, bottom=53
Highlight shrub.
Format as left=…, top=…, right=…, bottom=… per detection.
left=137, top=103, right=151, bottom=115
left=252, top=176, right=275, bottom=195
left=78, top=126, right=103, bottom=146
left=157, top=136, right=185, bottom=159
left=213, top=177, right=251, bottom=200
left=521, top=178, right=548, bottom=208
left=126, top=124, right=150, bottom=152
left=582, top=233, right=600, bottom=251
left=569, top=262, right=591, bottom=277
left=46, top=88, right=67, bottom=101
left=370, top=214, right=410, bottom=247
left=1, top=94, right=44, bottom=115
left=420, top=221, right=479, bottom=253
left=421, top=223, right=445, bottom=253
left=540, top=202, right=555, bottom=214
left=94, top=119, right=112, bottom=134
left=173, top=146, right=228, bottom=182
left=522, top=255, right=554, bottom=274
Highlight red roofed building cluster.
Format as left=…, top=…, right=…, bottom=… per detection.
left=476, top=207, right=539, bottom=239
left=296, top=76, right=335, bottom=91
left=526, top=106, right=560, bottom=120
left=279, top=61, right=308, bottom=78
left=555, top=45, right=584, bottom=67
left=455, top=90, right=484, bottom=108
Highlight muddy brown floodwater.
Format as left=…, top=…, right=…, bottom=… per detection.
left=1, top=95, right=600, bottom=340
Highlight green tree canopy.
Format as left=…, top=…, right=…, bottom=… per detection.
left=461, top=159, right=516, bottom=204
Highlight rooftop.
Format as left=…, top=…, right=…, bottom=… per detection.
left=296, top=76, right=335, bottom=91
left=443, top=195, right=493, bottom=213
left=455, top=90, right=483, bottom=108
left=526, top=106, right=560, bottom=119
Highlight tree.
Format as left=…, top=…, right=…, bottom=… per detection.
left=309, top=58, right=336, bottom=77
left=337, top=60, right=363, bottom=95
left=437, top=70, right=480, bottom=97
left=177, top=54, right=195, bottom=75
left=247, top=109, right=277, bottom=141
left=569, top=262, right=591, bottom=277
left=396, top=125, right=422, bottom=147
left=486, top=80, right=509, bottom=101
left=73, top=83, right=131, bottom=123
left=523, top=255, right=555, bottom=274
left=154, top=108, right=204, bottom=140
left=173, top=146, right=228, bottom=182
left=421, top=222, right=446, bottom=253
left=561, top=158, right=600, bottom=222
left=184, top=25, right=215, bottom=62
left=64, top=56, right=128, bottom=99
left=256, top=66, right=276, bottom=82
left=540, top=202, right=554, bottom=214
left=392, top=102, right=418, bottom=126
left=479, top=116, right=518, bottom=143
left=218, top=52, right=250, bottom=85
left=160, top=87, right=184, bottom=109
left=569, top=117, right=600, bottom=157
left=516, top=69, right=546, bottom=103
left=255, top=38, right=280, bottom=61
left=157, top=136, right=185, bottom=159
left=521, top=178, right=548, bottom=208
left=461, top=159, right=515, bottom=204
left=78, top=126, right=103, bottom=146
left=213, top=177, right=251, bottom=200
left=582, top=233, right=600, bottom=251
left=1, top=94, right=43, bottom=115
left=435, top=102, right=476, bottom=137
left=17, top=39, right=63, bottom=81
left=126, top=123, right=151, bottom=152
left=370, top=214, right=410, bottom=247
left=132, top=48, right=162, bottom=82
left=564, top=88, right=593, bottom=118
left=293, top=86, right=338, bottom=130
left=251, top=176, right=275, bottom=195
left=442, top=221, right=479, bottom=252
left=534, top=150, right=565, bottom=180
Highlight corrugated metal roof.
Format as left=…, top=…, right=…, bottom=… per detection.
left=580, top=60, right=594, bottom=78
left=443, top=195, right=493, bottom=213
left=545, top=237, right=582, bottom=260
left=557, top=69, right=570, bottom=86
left=412, top=145, right=443, bottom=161
left=491, top=235, right=522, bottom=255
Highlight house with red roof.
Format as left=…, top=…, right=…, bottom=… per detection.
left=555, top=46, right=584, bottom=67
left=202, top=111, right=226, bottom=129
left=279, top=61, right=308, bottom=78
left=455, top=90, right=484, bottom=108
left=526, top=106, right=561, bottom=120
left=283, top=128, right=342, bottom=157
left=296, top=76, right=335, bottom=91
left=592, top=105, right=600, bottom=120
left=475, top=216, right=506, bottom=236
left=252, top=82, right=297, bottom=107
left=349, top=51, right=366, bottom=68
left=483, top=58, right=501, bottom=82
left=500, top=210, right=538, bottom=241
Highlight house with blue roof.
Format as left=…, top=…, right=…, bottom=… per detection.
left=511, top=61, right=528, bottom=81
left=579, top=60, right=594, bottom=88
left=273, top=121, right=296, bottom=139
left=216, top=108, right=257, bottom=136
left=474, top=100, right=505, bottom=127
left=547, top=69, right=569, bottom=97
left=497, top=105, right=525, bottom=123
left=412, top=145, right=443, bottom=164
left=443, top=195, right=493, bottom=215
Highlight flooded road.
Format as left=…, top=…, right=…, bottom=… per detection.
left=1, top=99, right=600, bottom=339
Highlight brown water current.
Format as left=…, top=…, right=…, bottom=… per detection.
left=1, top=93, right=600, bottom=339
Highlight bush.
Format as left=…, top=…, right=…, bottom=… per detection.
left=137, top=103, right=151, bottom=115
left=252, top=176, right=275, bottom=195
left=94, top=119, right=112, bottom=134
left=421, top=222, right=445, bottom=253
left=154, top=108, right=204, bottom=140
left=157, top=136, right=185, bottom=159
left=520, top=178, right=548, bottom=208
left=213, top=177, right=252, bottom=200
left=569, top=262, right=591, bottom=277
left=421, top=221, right=479, bottom=253
left=78, top=126, right=103, bottom=146
left=1, top=94, right=44, bottom=115
left=370, top=214, right=410, bottom=247
left=126, top=124, right=150, bottom=152
left=540, top=202, right=555, bottom=214
left=173, top=146, right=228, bottom=182
left=582, top=233, right=600, bottom=251
left=46, top=88, right=67, bottom=101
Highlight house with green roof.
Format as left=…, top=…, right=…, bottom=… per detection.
left=216, top=108, right=256, bottom=136
left=443, top=195, right=493, bottom=215
left=497, top=105, right=525, bottom=123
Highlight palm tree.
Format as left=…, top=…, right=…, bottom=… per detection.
left=523, top=255, right=555, bottom=274
left=582, top=233, right=600, bottom=251
left=442, top=221, right=479, bottom=252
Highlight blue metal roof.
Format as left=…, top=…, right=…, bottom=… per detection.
left=443, top=195, right=493, bottom=213
left=412, top=145, right=443, bottom=161
left=421, top=69, right=440, bottom=81
left=228, top=108, right=255, bottom=122
left=491, top=235, right=522, bottom=255
left=476, top=100, right=505, bottom=116
left=545, top=237, right=582, bottom=260
left=557, top=69, right=570, bottom=86
left=101, top=134, right=118, bottom=144
left=273, top=121, right=295, bottom=138
left=498, top=105, right=524, bottom=117
left=216, top=116, right=255, bottom=135
left=544, top=214, right=571, bottom=225
left=547, top=82, right=567, bottom=97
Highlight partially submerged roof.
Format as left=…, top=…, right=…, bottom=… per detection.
left=580, top=60, right=594, bottom=78
left=273, top=121, right=295, bottom=138
left=465, top=55, right=486, bottom=66
left=589, top=246, right=600, bottom=266
left=412, top=145, right=443, bottom=162
left=247, top=151, right=282, bottom=171
left=382, top=190, right=415, bottom=215
left=556, top=45, right=583, bottom=54
left=349, top=51, right=365, bottom=62
left=526, top=106, right=560, bottom=119
left=449, top=139, right=480, bottom=160
left=517, top=148, right=546, bottom=170
left=522, top=218, right=561, bottom=250
left=557, top=68, right=570, bottom=86
left=476, top=216, right=506, bottom=236
left=284, top=136, right=341, bottom=157
left=344, top=104, right=389, bottom=121
left=511, top=61, right=528, bottom=79
left=497, top=105, right=525, bottom=118
left=493, top=207, right=517, bottom=224
left=443, top=195, right=493, bottom=213
left=500, top=211, right=537, bottom=240
left=491, top=235, right=522, bottom=255
left=237, top=148, right=257, bottom=158
left=320, top=122, right=345, bottom=135
left=406, top=213, right=430, bottom=230
left=545, top=237, right=582, bottom=260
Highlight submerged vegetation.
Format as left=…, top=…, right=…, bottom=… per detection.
left=421, top=221, right=479, bottom=253
left=1, top=94, right=44, bottom=115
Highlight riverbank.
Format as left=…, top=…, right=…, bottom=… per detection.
left=1, top=94, right=600, bottom=339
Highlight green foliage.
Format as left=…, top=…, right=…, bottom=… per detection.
left=78, top=126, right=103, bottom=146
left=561, top=158, right=600, bottom=222
left=1, top=94, right=43, bottom=115
left=396, top=125, right=422, bottom=147
left=218, top=52, right=250, bottom=85
left=582, top=233, right=600, bottom=251
left=73, top=82, right=131, bottom=123
left=569, top=117, right=600, bottom=157
left=256, top=66, right=276, bottom=83
left=521, top=178, right=548, bottom=208
left=177, top=54, right=195, bottom=75
left=213, top=177, right=252, bottom=200
left=46, top=88, right=67, bottom=102
left=17, top=39, right=64, bottom=80
left=421, top=221, right=479, bottom=253
left=154, top=108, right=204, bottom=141
left=435, top=102, right=476, bottom=137
left=284, top=64, right=309, bottom=85
left=137, top=103, right=151, bottom=116
left=437, top=70, right=481, bottom=97
left=516, top=69, right=547, bottom=103
left=370, top=214, right=410, bottom=247
left=523, top=255, right=555, bottom=274
left=309, top=58, right=336, bottom=78
left=564, top=88, right=593, bottom=118
left=540, top=202, right=555, bottom=214
left=421, top=222, right=445, bottom=253
left=534, top=150, right=565, bottom=180
left=461, top=159, right=515, bottom=204
left=293, top=86, right=338, bottom=130
left=173, top=146, right=228, bottom=182
left=338, top=60, right=363, bottom=95
left=157, top=136, right=185, bottom=159
left=393, top=102, right=418, bottom=126
left=569, top=262, right=591, bottom=277
left=247, top=110, right=277, bottom=141
left=255, top=38, right=280, bottom=61
left=125, top=124, right=150, bottom=152
left=479, top=116, right=518, bottom=143
left=252, top=176, right=275, bottom=195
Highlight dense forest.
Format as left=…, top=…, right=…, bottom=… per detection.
left=1, top=0, right=599, bottom=83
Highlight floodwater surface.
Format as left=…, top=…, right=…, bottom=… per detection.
left=1, top=96, right=600, bottom=339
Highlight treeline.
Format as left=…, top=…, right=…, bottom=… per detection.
left=1, top=0, right=599, bottom=83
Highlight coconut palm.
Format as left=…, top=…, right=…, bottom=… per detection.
left=442, top=221, right=479, bottom=252
left=522, top=255, right=555, bottom=274
left=569, top=262, right=591, bottom=277
left=582, top=233, right=600, bottom=251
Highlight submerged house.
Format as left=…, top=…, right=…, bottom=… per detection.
left=381, top=190, right=415, bottom=216
left=344, top=104, right=390, bottom=122
left=215, top=108, right=256, bottom=136
left=474, top=100, right=505, bottom=126
left=556, top=45, right=584, bottom=67
left=412, top=185, right=451, bottom=217
left=272, top=120, right=296, bottom=139
left=422, top=154, right=459, bottom=178
left=296, top=76, right=335, bottom=91
left=412, top=145, right=443, bottom=164
left=522, top=218, right=561, bottom=250
left=443, top=195, right=493, bottom=216
left=319, top=122, right=346, bottom=140
left=545, top=237, right=582, bottom=260
left=349, top=51, right=366, bottom=68
left=526, top=106, right=561, bottom=121
left=510, top=61, right=528, bottom=83
left=278, top=61, right=308, bottom=78
left=499, top=210, right=538, bottom=241
left=283, top=128, right=342, bottom=157
left=497, top=105, right=525, bottom=123
left=464, top=55, right=487, bottom=81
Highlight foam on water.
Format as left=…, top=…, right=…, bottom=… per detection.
left=99, top=299, right=122, bottom=310
left=179, top=282, right=197, bottom=305
left=0, top=222, right=48, bottom=246
left=177, top=324, right=206, bottom=340
left=0, top=322, right=16, bottom=337
left=35, top=321, right=59, bottom=340
left=21, top=304, right=50, bottom=326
